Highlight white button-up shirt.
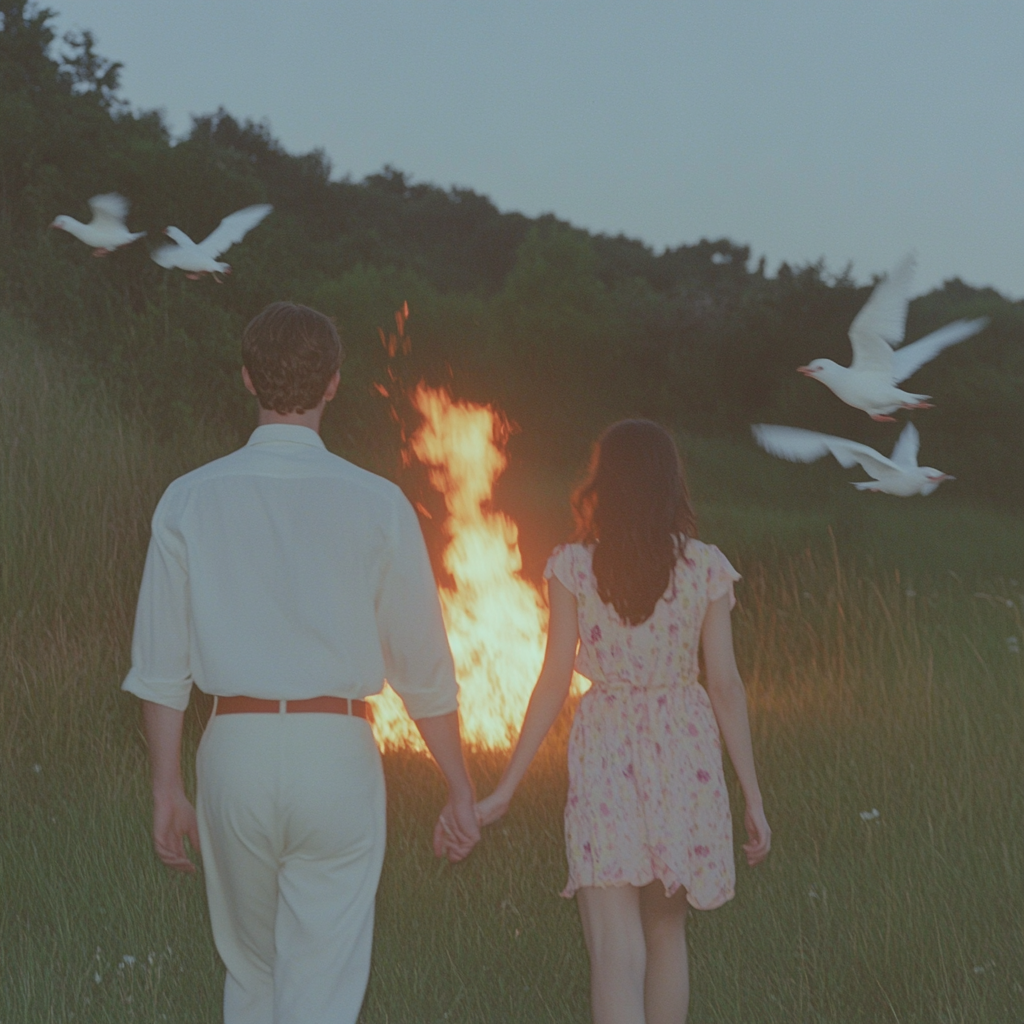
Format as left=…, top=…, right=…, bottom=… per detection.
left=122, top=424, right=458, bottom=719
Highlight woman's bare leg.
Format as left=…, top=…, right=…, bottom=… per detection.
left=639, top=882, right=689, bottom=1024
left=576, top=885, right=646, bottom=1024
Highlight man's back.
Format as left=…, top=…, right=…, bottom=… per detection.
left=125, top=423, right=457, bottom=720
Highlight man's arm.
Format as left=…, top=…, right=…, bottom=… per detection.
left=124, top=498, right=198, bottom=870
left=375, top=496, right=479, bottom=861
left=141, top=700, right=200, bottom=873
left=414, top=711, right=479, bottom=862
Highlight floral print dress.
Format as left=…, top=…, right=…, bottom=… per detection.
left=544, top=539, right=740, bottom=910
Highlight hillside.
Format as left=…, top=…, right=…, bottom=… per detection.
left=1, top=0, right=1022, bottom=510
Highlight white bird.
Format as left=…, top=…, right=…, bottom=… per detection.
left=50, top=194, right=146, bottom=256
left=151, top=204, right=272, bottom=281
left=752, top=422, right=954, bottom=496
left=797, top=254, right=988, bottom=420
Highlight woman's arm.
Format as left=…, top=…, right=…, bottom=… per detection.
left=701, top=595, right=771, bottom=866
left=475, top=577, right=579, bottom=825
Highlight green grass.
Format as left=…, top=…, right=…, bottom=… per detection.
left=2, top=320, right=1022, bottom=1023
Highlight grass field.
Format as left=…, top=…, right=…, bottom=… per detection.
left=2, top=321, right=1022, bottom=1023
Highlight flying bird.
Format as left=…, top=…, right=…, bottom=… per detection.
left=797, top=254, right=988, bottom=420
left=50, top=193, right=146, bottom=256
left=751, top=422, right=954, bottom=496
left=151, top=204, right=272, bottom=280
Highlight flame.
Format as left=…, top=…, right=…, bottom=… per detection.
left=369, top=384, right=587, bottom=751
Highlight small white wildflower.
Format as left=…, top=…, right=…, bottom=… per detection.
left=905, top=589, right=916, bottom=598
left=859, top=808, right=880, bottom=822
left=1007, top=637, right=1020, bottom=654
left=122, top=954, right=135, bottom=967
left=148, top=952, right=155, bottom=966
left=808, top=888, right=819, bottom=899
left=32, top=764, right=41, bottom=773
left=93, top=972, right=102, bottom=984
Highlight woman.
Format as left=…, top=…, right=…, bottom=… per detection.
left=473, top=420, right=770, bottom=1024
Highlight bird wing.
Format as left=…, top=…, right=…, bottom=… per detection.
left=891, top=317, right=989, bottom=384
left=88, top=193, right=130, bottom=226
left=197, top=204, right=272, bottom=258
left=848, top=254, right=916, bottom=374
left=888, top=422, right=920, bottom=470
left=163, top=226, right=195, bottom=248
left=752, top=424, right=898, bottom=479
left=150, top=244, right=181, bottom=268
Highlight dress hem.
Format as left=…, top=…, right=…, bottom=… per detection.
left=561, top=871, right=735, bottom=911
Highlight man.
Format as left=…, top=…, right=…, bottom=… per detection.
left=123, top=301, right=479, bottom=1024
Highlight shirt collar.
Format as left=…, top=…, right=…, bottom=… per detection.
left=246, top=424, right=326, bottom=450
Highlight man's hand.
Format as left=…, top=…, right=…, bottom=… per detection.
left=432, top=790, right=480, bottom=863
left=141, top=701, right=199, bottom=872
left=152, top=786, right=201, bottom=873
left=414, top=711, right=480, bottom=862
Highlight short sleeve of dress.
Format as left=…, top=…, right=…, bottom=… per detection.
left=707, top=545, right=741, bottom=609
left=543, top=543, right=577, bottom=596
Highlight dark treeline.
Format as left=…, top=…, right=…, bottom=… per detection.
left=2, top=0, right=1022, bottom=511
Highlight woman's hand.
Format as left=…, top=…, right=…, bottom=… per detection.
left=742, top=801, right=771, bottom=866
left=475, top=786, right=513, bottom=827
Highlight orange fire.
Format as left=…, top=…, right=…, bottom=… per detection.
left=369, top=384, right=586, bottom=751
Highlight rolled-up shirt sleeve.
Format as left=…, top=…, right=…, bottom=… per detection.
left=122, top=495, right=193, bottom=711
left=375, top=495, right=459, bottom=720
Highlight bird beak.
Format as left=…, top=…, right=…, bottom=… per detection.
left=49, top=221, right=59, bottom=229
left=797, top=365, right=815, bottom=377
left=929, top=474, right=954, bottom=482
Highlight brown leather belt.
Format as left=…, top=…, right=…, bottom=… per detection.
left=214, top=694, right=374, bottom=724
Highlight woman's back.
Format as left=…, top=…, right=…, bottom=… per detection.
left=546, top=538, right=739, bottom=694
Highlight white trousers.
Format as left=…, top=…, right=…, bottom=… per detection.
left=196, top=710, right=387, bottom=1024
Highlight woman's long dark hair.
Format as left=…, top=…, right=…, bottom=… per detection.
left=571, top=420, right=697, bottom=625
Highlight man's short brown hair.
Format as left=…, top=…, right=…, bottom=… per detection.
left=242, top=302, right=344, bottom=414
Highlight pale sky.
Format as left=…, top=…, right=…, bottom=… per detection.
left=54, top=0, right=1024, bottom=297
